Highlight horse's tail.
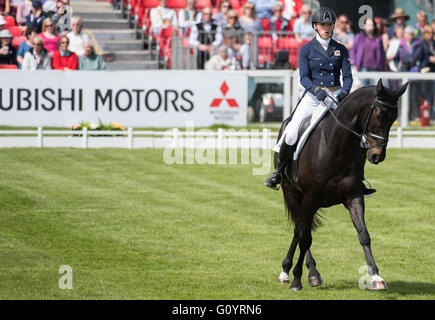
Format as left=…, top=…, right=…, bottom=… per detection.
left=284, top=197, right=324, bottom=231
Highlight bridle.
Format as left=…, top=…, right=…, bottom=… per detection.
left=325, top=94, right=397, bottom=150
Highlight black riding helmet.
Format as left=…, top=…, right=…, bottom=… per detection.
left=311, top=7, right=336, bottom=28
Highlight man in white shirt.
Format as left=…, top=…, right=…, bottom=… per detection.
left=189, top=7, right=223, bottom=69
left=150, top=0, right=178, bottom=37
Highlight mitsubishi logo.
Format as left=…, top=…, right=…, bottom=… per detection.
left=210, top=81, right=239, bottom=108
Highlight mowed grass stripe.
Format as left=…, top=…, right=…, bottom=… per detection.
left=0, top=148, right=433, bottom=299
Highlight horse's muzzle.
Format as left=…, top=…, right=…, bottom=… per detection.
left=368, top=150, right=385, bottom=165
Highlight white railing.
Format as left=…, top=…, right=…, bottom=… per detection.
left=1, top=127, right=435, bottom=149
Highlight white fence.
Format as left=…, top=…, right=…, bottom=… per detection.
left=1, top=127, right=435, bottom=149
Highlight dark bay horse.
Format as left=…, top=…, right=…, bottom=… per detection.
left=275, top=79, right=408, bottom=291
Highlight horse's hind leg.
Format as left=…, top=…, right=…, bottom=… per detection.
left=278, top=183, right=301, bottom=284
left=290, top=222, right=312, bottom=291
left=290, top=198, right=317, bottom=291
left=306, top=249, right=323, bottom=287
left=278, top=224, right=301, bottom=283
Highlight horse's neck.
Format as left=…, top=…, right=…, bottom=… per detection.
left=334, top=91, right=375, bottom=134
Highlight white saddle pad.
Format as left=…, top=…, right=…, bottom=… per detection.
left=293, top=101, right=331, bottom=160
left=273, top=99, right=336, bottom=159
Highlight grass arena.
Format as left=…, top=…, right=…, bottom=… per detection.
left=0, top=147, right=433, bottom=299
left=1, top=0, right=435, bottom=303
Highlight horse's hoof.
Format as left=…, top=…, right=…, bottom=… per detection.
left=370, top=275, right=388, bottom=290
left=277, top=271, right=290, bottom=284
left=290, top=285, right=303, bottom=291
left=308, top=275, right=323, bottom=287
left=290, top=279, right=303, bottom=291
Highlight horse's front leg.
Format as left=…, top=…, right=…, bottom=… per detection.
left=345, top=196, right=387, bottom=290
left=305, top=249, right=323, bottom=287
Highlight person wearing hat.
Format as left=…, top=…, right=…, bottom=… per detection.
left=25, top=0, right=46, bottom=33
left=387, top=8, right=409, bottom=39
left=0, top=29, right=17, bottom=65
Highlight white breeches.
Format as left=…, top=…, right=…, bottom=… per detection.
left=273, top=87, right=342, bottom=152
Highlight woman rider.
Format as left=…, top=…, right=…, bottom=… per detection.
left=265, top=7, right=376, bottom=197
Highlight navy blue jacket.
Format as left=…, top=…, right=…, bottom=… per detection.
left=299, top=37, right=353, bottom=94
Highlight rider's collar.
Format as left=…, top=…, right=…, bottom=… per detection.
left=316, top=34, right=331, bottom=50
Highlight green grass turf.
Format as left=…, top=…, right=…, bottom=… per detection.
left=0, top=148, right=433, bottom=299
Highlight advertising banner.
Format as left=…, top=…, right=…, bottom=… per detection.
left=0, top=71, right=248, bottom=127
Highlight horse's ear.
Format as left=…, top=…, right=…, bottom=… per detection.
left=394, top=81, right=409, bottom=99
left=376, top=79, right=384, bottom=94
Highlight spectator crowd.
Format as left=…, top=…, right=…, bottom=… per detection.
left=143, top=0, right=435, bottom=74
left=1, top=0, right=434, bottom=75
left=0, top=0, right=105, bottom=70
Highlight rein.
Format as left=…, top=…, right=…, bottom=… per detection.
left=325, top=93, right=397, bottom=149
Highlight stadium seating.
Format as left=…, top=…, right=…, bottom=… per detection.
left=0, top=64, right=18, bottom=69
left=229, top=0, right=241, bottom=10
left=275, top=36, right=298, bottom=69
left=158, top=27, right=180, bottom=68
left=195, top=0, right=211, bottom=9
left=12, top=36, right=26, bottom=50
left=260, top=18, right=270, bottom=32
left=167, top=0, right=186, bottom=9
left=137, top=0, right=159, bottom=29
left=3, top=15, right=16, bottom=27
left=7, top=26, right=22, bottom=37
left=257, top=36, right=273, bottom=66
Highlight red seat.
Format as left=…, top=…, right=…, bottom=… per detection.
left=257, top=36, right=274, bottom=66
left=7, top=26, right=22, bottom=37
left=229, top=0, right=240, bottom=10
left=195, top=0, right=211, bottom=9
left=3, top=16, right=16, bottom=27
left=137, top=0, right=159, bottom=33
left=158, top=27, right=175, bottom=56
left=261, top=18, right=270, bottom=32
left=158, top=27, right=180, bottom=68
left=167, top=0, right=186, bottom=9
left=275, top=36, right=297, bottom=50
left=12, top=36, right=26, bottom=50
left=258, top=36, right=273, bottom=49
left=0, top=64, right=18, bottom=69
left=139, top=0, right=160, bottom=10
left=275, top=37, right=298, bottom=69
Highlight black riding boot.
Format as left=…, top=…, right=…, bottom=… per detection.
left=362, top=180, right=376, bottom=197
left=265, top=142, right=295, bottom=190
left=361, top=147, right=376, bottom=197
